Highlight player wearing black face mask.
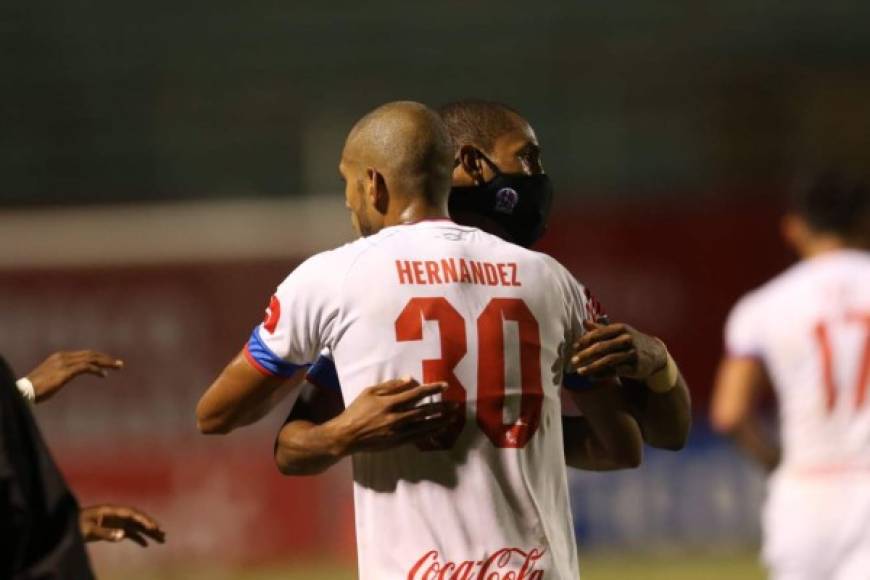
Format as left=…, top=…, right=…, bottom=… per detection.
left=437, top=98, right=690, bottom=445
left=448, top=153, right=554, bottom=248
left=439, top=101, right=552, bottom=248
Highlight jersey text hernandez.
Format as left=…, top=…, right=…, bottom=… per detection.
left=396, top=258, right=521, bottom=287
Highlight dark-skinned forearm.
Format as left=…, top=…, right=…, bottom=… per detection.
left=274, top=418, right=349, bottom=476
left=627, top=373, right=691, bottom=451
left=568, top=386, right=643, bottom=470
left=196, top=354, right=304, bottom=435
left=562, top=416, right=638, bottom=471
left=198, top=380, right=294, bottom=434
left=731, top=416, right=780, bottom=472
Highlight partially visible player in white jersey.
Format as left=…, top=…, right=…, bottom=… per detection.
left=712, top=171, right=870, bottom=580
left=197, top=101, right=646, bottom=578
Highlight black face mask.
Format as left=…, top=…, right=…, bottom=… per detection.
left=448, top=154, right=554, bottom=248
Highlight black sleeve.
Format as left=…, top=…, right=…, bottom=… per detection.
left=0, top=356, right=94, bottom=579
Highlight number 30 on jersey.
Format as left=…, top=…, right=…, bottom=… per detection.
left=395, top=297, right=544, bottom=451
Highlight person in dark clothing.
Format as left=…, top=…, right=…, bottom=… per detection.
left=2, top=352, right=165, bottom=578
left=1, top=355, right=94, bottom=578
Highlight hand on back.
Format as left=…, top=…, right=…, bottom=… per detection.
left=334, top=378, right=459, bottom=454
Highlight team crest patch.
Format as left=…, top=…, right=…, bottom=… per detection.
left=494, top=187, right=519, bottom=214
left=263, top=295, right=281, bottom=334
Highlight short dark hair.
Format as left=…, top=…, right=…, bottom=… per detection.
left=437, top=99, right=523, bottom=153
left=792, top=170, right=869, bottom=238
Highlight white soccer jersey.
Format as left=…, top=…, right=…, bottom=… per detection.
left=725, top=249, right=870, bottom=472
left=247, top=219, right=595, bottom=579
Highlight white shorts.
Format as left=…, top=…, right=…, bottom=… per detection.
left=763, top=470, right=870, bottom=580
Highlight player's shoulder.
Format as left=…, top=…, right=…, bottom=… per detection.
left=467, top=227, right=564, bottom=267
left=728, top=257, right=825, bottom=321
left=506, top=245, right=594, bottom=310
left=304, top=225, right=445, bottom=274
left=816, top=248, right=870, bottom=277
left=730, top=264, right=799, bottom=319
left=474, top=231, right=578, bottom=280
left=748, top=249, right=870, bottom=304
left=275, top=237, right=378, bottom=290
left=522, top=247, right=585, bottom=289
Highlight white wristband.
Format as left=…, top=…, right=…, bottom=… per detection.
left=16, top=377, right=36, bottom=403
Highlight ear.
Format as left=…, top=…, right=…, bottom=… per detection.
left=367, top=168, right=389, bottom=216
left=457, top=144, right=487, bottom=186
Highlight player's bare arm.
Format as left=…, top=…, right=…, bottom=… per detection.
left=280, top=387, right=644, bottom=472
left=196, top=349, right=305, bottom=434
left=563, top=411, right=645, bottom=470
left=572, top=320, right=691, bottom=450
left=275, top=378, right=458, bottom=475
left=277, top=368, right=642, bottom=472
left=20, top=350, right=124, bottom=403
left=561, top=408, right=643, bottom=471
left=710, top=357, right=780, bottom=471
left=80, top=504, right=166, bottom=547
left=564, top=379, right=643, bottom=470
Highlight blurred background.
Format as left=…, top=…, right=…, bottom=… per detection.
left=3, top=1, right=870, bottom=578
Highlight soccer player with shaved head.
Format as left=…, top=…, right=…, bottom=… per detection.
left=268, top=101, right=689, bottom=475
left=198, top=101, right=644, bottom=578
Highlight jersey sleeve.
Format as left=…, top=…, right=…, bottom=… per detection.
left=305, top=351, right=341, bottom=391
left=581, top=286, right=607, bottom=323
left=548, top=257, right=600, bottom=391
left=557, top=262, right=591, bottom=342
left=724, top=292, right=764, bottom=360
left=244, top=253, right=342, bottom=378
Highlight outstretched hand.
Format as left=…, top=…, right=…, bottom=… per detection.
left=80, top=504, right=165, bottom=547
left=25, top=350, right=123, bottom=402
left=571, top=320, right=668, bottom=381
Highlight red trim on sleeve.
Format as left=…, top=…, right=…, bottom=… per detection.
left=243, top=344, right=277, bottom=377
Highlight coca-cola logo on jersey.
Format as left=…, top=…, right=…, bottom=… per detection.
left=407, top=546, right=546, bottom=580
